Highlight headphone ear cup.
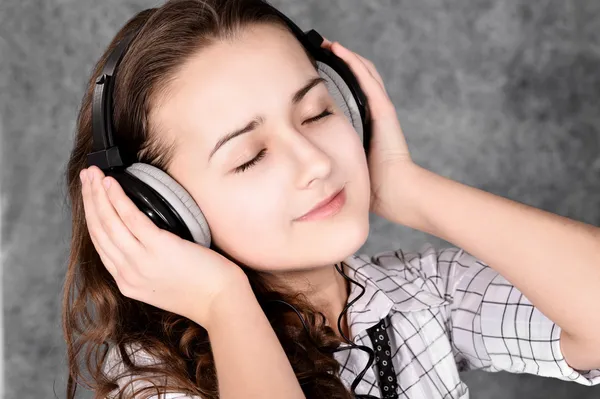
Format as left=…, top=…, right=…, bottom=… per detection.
left=108, top=170, right=193, bottom=241
left=316, top=61, right=363, bottom=142
left=123, top=163, right=211, bottom=247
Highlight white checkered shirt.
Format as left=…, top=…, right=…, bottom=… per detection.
left=335, top=243, right=600, bottom=398
left=104, top=243, right=600, bottom=398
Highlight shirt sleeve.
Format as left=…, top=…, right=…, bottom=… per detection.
left=396, top=243, right=600, bottom=386
left=103, top=345, right=205, bottom=399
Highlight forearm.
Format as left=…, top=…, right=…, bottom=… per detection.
left=390, top=164, right=600, bottom=344
left=202, top=281, right=306, bottom=399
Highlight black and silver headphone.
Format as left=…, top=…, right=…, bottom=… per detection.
left=88, top=3, right=380, bottom=397
left=87, top=1, right=372, bottom=248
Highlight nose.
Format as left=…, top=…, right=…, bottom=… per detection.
left=292, top=135, right=333, bottom=189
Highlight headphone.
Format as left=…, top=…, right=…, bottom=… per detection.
left=88, top=2, right=382, bottom=397
left=87, top=1, right=371, bottom=248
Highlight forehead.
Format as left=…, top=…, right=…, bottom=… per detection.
left=151, top=23, right=318, bottom=159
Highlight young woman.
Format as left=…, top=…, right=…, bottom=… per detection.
left=63, top=0, right=600, bottom=398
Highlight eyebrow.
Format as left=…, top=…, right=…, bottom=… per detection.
left=208, top=76, right=327, bottom=161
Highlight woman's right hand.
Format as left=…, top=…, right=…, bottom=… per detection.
left=80, top=165, right=248, bottom=330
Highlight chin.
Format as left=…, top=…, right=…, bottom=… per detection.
left=298, top=211, right=370, bottom=266
left=336, top=216, right=370, bottom=259
left=223, top=208, right=370, bottom=272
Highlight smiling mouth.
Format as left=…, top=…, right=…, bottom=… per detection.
left=294, top=186, right=347, bottom=222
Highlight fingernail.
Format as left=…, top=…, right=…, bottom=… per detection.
left=89, top=168, right=95, bottom=182
left=103, top=177, right=111, bottom=189
left=80, top=169, right=87, bottom=184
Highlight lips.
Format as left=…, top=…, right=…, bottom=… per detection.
left=295, top=186, right=346, bottom=222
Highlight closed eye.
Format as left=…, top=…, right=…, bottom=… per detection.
left=233, top=148, right=267, bottom=174
left=232, top=108, right=334, bottom=174
left=303, top=108, right=333, bottom=125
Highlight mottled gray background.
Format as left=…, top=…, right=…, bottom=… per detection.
left=1, top=0, right=599, bottom=398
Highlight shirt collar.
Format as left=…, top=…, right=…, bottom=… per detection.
left=340, top=253, right=449, bottom=339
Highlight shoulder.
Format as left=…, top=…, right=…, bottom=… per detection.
left=103, top=343, right=203, bottom=399
left=352, top=242, right=468, bottom=282
left=104, top=342, right=159, bottom=377
left=344, top=242, right=465, bottom=311
left=103, top=343, right=160, bottom=396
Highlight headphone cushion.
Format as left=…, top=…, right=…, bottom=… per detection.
left=317, top=61, right=363, bottom=141
left=125, top=163, right=211, bottom=247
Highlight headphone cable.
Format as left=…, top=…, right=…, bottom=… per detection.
left=266, top=262, right=378, bottom=399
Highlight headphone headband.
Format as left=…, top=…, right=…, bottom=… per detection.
left=89, top=30, right=140, bottom=169
left=88, top=1, right=370, bottom=170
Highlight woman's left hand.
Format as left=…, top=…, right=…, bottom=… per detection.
left=320, top=38, right=417, bottom=221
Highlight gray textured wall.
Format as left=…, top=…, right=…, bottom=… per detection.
left=2, top=0, right=599, bottom=398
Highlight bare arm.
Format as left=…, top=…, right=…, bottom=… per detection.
left=387, top=164, right=600, bottom=371
left=200, top=278, right=306, bottom=399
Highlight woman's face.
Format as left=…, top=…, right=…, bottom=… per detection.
left=152, top=23, right=371, bottom=271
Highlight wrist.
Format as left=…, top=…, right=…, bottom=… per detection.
left=204, top=274, right=256, bottom=333
left=374, top=161, right=431, bottom=230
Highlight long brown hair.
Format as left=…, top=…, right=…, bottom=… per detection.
left=62, top=0, right=354, bottom=398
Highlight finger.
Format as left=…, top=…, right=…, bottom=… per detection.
left=335, top=43, right=386, bottom=91
left=354, top=53, right=385, bottom=90
left=90, top=233, right=118, bottom=278
left=353, top=54, right=385, bottom=93
left=321, top=37, right=333, bottom=49
left=81, top=169, right=119, bottom=276
left=102, top=173, right=163, bottom=248
left=83, top=167, right=129, bottom=272
left=88, top=166, right=145, bottom=261
left=83, top=205, right=116, bottom=276
left=330, top=42, right=395, bottom=119
left=320, top=38, right=381, bottom=86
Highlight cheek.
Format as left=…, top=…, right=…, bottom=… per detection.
left=328, top=119, right=370, bottom=189
left=199, top=175, right=290, bottom=259
left=335, top=124, right=372, bottom=222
